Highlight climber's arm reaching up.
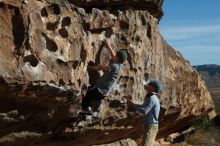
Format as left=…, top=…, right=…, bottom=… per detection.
left=103, top=39, right=117, bottom=62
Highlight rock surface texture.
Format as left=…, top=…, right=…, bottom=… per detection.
left=0, top=0, right=214, bottom=145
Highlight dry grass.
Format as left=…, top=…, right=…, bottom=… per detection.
left=164, top=128, right=220, bottom=146
left=160, top=118, right=220, bottom=146
left=215, top=100, right=220, bottom=114
left=186, top=130, right=220, bottom=145
left=208, top=85, right=220, bottom=114
left=185, top=118, right=220, bottom=145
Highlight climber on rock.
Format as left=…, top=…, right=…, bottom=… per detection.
left=126, top=79, right=162, bottom=146
left=81, top=39, right=128, bottom=112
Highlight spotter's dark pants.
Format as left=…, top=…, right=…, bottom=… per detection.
left=81, top=86, right=105, bottom=110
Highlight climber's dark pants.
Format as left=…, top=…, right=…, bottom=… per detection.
left=81, top=86, right=105, bottom=110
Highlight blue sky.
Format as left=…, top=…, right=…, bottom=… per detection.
left=159, top=0, right=220, bottom=65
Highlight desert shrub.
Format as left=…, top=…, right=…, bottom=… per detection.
left=194, top=117, right=216, bottom=132
left=186, top=117, right=220, bottom=145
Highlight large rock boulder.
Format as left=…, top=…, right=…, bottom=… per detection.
left=0, top=0, right=214, bottom=145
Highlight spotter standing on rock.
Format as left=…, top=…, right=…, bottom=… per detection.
left=126, top=79, right=162, bottom=146
left=81, top=39, right=128, bottom=111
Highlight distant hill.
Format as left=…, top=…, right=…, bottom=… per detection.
left=194, top=64, right=220, bottom=87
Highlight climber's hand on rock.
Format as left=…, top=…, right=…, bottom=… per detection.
left=126, top=94, right=133, bottom=101
left=103, top=38, right=110, bottom=47
left=125, top=95, right=134, bottom=106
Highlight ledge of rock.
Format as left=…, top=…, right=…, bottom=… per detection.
left=68, top=0, right=164, bottom=20
left=0, top=0, right=214, bottom=145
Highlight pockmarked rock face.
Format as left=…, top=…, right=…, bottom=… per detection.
left=0, top=0, right=214, bottom=145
